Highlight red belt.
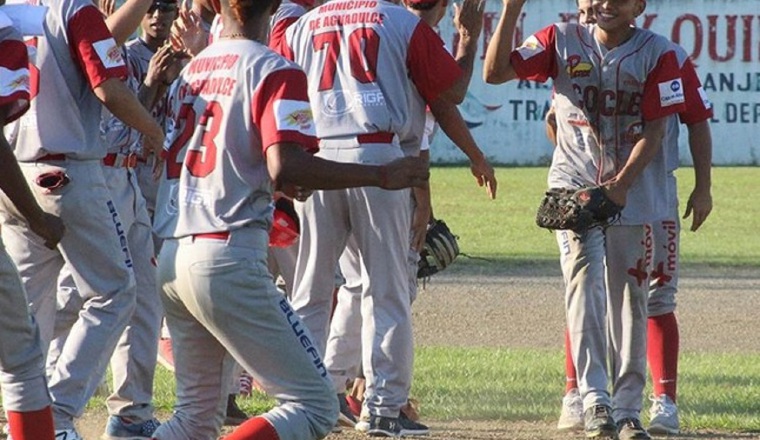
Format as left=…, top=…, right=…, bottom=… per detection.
left=35, top=153, right=67, bottom=161
left=103, top=153, right=138, bottom=168
left=192, top=231, right=230, bottom=240
left=356, top=132, right=394, bottom=144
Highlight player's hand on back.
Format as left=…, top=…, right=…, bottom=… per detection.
left=378, top=157, right=430, bottom=190
left=684, top=186, right=712, bottom=231
left=469, top=156, right=497, bottom=199
left=454, top=0, right=485, bottom=40
left=28, top=212, right=65, bottom=250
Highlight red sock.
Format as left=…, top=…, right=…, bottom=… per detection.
left=648, top=312, right=679, bottom=402
left=564, top=328, right=578, bottom=393
left=224, top=416, right=279, bottom=440
left=6, top=406, right=55, bottom=440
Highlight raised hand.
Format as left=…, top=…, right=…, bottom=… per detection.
left=453, top=0, right=484, bottom=40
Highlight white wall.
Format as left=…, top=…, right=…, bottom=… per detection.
left=430, top=0, right=760, bottom=165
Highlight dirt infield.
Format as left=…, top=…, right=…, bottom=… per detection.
left=73, top=261, right=760, bottom=439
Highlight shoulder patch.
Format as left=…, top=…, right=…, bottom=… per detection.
left=658, top=78, right=685, bottom=107
left=517, top=35, right=545, bottom=60
left=92, top=38, right=125, bottom=69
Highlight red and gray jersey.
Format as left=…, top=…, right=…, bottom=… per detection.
left=99, top=38, right=170, bottom=155
left=661, top=44, right=713, bottom=172
left=100, top=47, right=142, bottom=154
left=280, top=0, right=461, bottom=140
left=13, top=0, right=127, bottom=161
left=153, top=40, right=317, bottom=239
left=512, top=23, right=686, bottom=224
left=0, top=22, right=30, bottom=123
left=268, top=0, right=309, bottom=52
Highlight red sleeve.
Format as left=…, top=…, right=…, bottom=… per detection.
left=251, top=67, right=317, bottom=153
left=269, top=16, right=298, bottom=52
left=510, top=24, right=558, bottom=82
left=0, top=39, right=30, bottom=123
left=66, top=5, right=128, bottom=89
left=641, top=50, right=686, bottom=121
left=678, top=58, right=713, bottom=125
left=406, top=21, right=462, bottom=103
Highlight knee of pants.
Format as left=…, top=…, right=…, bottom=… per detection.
left=310, top=394, right=339, bottom=439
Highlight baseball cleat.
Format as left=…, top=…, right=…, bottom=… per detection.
left=102, top=416, right=160, bottom=440
left=337, top=393, right=357, bottom=428
left=398, top=413, right=429, bottom=437
left=648, top=394, right=680, bottom=435
left=366, top=415, right=402, bottom=437
left=584, top=405, right=617, bottom=439
left=224, top=394, right=249, bottom=426
left=617, top=418, right=651, bottom=440
left=557, top=388, right=584, bottom=431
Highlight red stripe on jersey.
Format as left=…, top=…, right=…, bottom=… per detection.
left=0, top=39, right=30, bottom=122
left=269, top=16, right=299, bottom=52
left=678, top=58, right=712, bottom=125
left=641, top=50, right=686, bottom=121
left=510, top=24, right=558, bottom=83
left=406, top=21, right=462, bottom=103
left=251, top=68, right=317, bottom=153
left=66, top=5, right=128, bottom=89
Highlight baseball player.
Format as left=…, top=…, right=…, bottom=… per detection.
left=546, top=2, right=714, bottom=435
left=321, top=0, right=486, bottom=434
left=278, top=0, right=495, bottom=436
left=485, top=0, right=686, bottom=438
left=150, top=0, right=428, bottom=438
left=0, top=8, right=65, bottom=440
left=0, top=0, right=164, bottom=436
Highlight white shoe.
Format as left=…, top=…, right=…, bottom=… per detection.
left=55, top=428, right=84, bottom=440
left=648, top=394, right=680, bottom=435
left=557, top=388, right=584, bottom=431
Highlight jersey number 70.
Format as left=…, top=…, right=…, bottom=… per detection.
left=312, top=28, right=380, bottom=91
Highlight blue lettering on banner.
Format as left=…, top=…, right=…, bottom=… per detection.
left=279, top=299, right=328, bottom=377
left=107, top=200, right=133, bottom=268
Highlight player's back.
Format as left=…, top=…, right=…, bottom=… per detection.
left=155, top=40, right=303, bottom=239
left=285, top=0, right=422, bottom=139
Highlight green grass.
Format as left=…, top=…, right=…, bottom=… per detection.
left=430, top=166, right=760, bottom=266
left=411, top=348, right=760, bottom=431
left=113, top=347, right=760, bottom=432
left=81, top=167, right=759, bottom=432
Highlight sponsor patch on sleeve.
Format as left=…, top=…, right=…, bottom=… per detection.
left=697, top=86, right=712, bottom=110
left=516, top=35, right=545, bottom=60
left=658, top=79, right=685, bottom=107
left=92, top=38, right=125, bottom=69
left=273, top=99, right=316, bottom=136
left=0, top=66, right=30, bottom=97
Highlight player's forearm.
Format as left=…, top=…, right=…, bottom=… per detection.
left=612, top=117, right=667, bottom=190
left=687, top=120, right=713, bottom=191
left=445, top=35, right=479, bottom=104
left=483, top=1, right=522, bottom=84
left=105, top=0, right=153, bottom=46
left=428, top=96, right=485, bottom=164
left=0, top=138, right=47, bottom=225
left=412, top=150, right=431, bottom=214
left=95, top=78, right=164, bottom=140
left=545, top=106, right=557, bottom=145
left=269, top=143, right=404, bottom=190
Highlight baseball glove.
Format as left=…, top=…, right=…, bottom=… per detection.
left=417, top=219, right=460, bottom=279
left=535, top=186, right=623, bottom=233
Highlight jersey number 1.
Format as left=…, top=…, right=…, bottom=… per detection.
left=312, top=28, right=380, bottom=91
left=166, top=101, right=223, bottom=179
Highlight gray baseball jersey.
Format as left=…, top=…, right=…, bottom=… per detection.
left=514, top=23, right=686, bottom=224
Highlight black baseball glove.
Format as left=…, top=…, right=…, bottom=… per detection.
left=535, top=186, right=624, bottom=233
left=417, top=219, right=460, bottom=279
